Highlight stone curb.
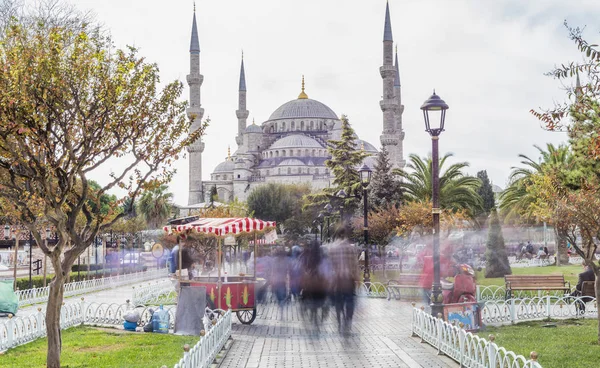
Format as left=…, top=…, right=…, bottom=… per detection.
left=212, top=337, right=234, bottom=368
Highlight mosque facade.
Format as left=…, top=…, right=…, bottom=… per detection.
left=186, top=2, right=405, bottom=205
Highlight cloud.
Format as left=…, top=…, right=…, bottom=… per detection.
left=76, top=0, right=600, bottom=205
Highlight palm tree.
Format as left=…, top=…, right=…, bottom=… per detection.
left=137, top=185, right=174, bottom=229
left=499, top=143, right=573, bottom=264
left=394, top=153, right=482, bottom=215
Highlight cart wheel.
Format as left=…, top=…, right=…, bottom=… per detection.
left=236, top=308, right=256, bottom=325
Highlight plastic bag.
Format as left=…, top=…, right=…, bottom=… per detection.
left=0, top=279, right=18, bottom=315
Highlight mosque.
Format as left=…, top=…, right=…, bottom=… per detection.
left=186, top=2, right=405, bottom=205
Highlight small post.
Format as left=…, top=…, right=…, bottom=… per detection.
left=488, top=334, right=496, bottom=367
left=436, top=313, right=443, bottom=354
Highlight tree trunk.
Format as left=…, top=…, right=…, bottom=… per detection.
left=46, top=259, right=66, bottom=368
left=596, top=277, right=600, bottom=345
left=554, top=225, right=570, bottom=266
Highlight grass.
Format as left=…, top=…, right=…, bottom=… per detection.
left=477, top=319, right=600, bottom=368
left=371, top=264, right=583, bottom=288
left=1, top=326, right=199, bottom=368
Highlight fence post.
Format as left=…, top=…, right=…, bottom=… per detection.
left=183, top=344, right=190, bottom=367
left=510, top=298, right=516, bottom=324
left=488, top=335, right=496, bottom=367
left=80, top=297, right=86, bottom=325
left=545, top=294, right=551, bottom=319
left=6, top=314, right=14, bottom=349
left=36, top=307, right=44, bottom=336
left=436, top=313, right=443, bottom=354
left=476, top=285, right=481, bottom=301
left=458, top=328, right=465, bottom=367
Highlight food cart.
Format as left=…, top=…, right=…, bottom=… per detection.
left=164, top=217, right=276, bottom=324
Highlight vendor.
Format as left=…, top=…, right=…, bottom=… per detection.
left=170, top=244, right=195, bottom=280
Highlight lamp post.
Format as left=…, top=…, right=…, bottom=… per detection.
left=359, top=164, right=372, bottom=284
left=324, top=204, right=333, bottom=243
left=334, top=189, right=347, bottom=238
left=420, top=90, right=449, bottom=318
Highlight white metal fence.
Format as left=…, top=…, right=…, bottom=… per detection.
left=15, top=269, right=168, bottom=307
left=132, top=279, right=177, bottom=306
left=482, top=296, right=598, bottom=325
left=411, top=307, right=543, bottom=368
left=173, top=310, right=232, bottom=368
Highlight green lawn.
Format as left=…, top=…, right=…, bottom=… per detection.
left=478, top=319, right=600, bottom=368
left=1, top=326, right=199, bottom=368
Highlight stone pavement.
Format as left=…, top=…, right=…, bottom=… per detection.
left=220, top=298, right=458, bottom=368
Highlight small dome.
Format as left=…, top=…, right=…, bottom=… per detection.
left=245, top=124, right=263, bottom=133
left=269, top=134, right=323, bottom=150
left=268, top=98, right=338, bottom=121
left=278, top=158, right=305, bottom=166
left=355, top=139, right=378, bottom=153
left=213, top=159, right=234, bottom=173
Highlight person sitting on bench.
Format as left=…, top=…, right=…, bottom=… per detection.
left=570, top=262, right=596, bottom=312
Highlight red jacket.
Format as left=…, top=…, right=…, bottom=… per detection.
left=419, top=253, right=455, bottom=288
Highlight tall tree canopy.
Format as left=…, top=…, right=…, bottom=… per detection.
left=394, top=153, right=482, bottom=216
left=137, top=184, right=174, bottom=229
left=368, top=145, right=402, bottom=209
left=475, top=170, right=495, bottom=217
left=0, top=6, right=206, bottom=366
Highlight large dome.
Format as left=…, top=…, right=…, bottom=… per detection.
left=269, top=134, right=323, bottom=149
left=268, top=98, right=338, bottom=121
left=213, top=159, right=234, bottom=173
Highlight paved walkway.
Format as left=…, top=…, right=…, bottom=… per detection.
left=220, top=298, right=458, bottom=368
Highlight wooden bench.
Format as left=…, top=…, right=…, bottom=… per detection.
left=387, top=274, right=421, bottom=301
left=504, top=274, right=570, bottom=299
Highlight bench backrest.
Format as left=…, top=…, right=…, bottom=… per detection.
left=505, top=275, right=566, bottom=287
left=397, top=274, right=421, bottom=285
left=581, top=281, right=596, bottom=297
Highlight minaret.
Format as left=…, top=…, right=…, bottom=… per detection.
left=236, top=53, right=249, bottom=146
left=393, top=45, right=406, bottom=167
left=187, top=5, right=205, bottom=204
left=380, top=1, right=403, bottom=168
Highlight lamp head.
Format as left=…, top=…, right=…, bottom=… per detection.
left=324, top=203, right=333, bottom=214
left=359, top=164, right=372, bottom=187
left=420, top=90, right=449, bottom=136
left=4, top=224, right=10, bottom=240
left=336, top=189, right=347, bottom=198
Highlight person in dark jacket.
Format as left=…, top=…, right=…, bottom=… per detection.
left=570, top=263, right=596, bottom=313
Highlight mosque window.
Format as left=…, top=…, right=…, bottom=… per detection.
left=216, top=175, right=220, bottom=180
left=287, top=167, right=291, bottom=175
left=300, top=121, right=304, bottom=130
left=276, top=151, right=279, bottom=157
left=282, top=122, right=286, bottom=131
left=282, top=150, right=286, bottom=157
left=310, top=121, right=314, bottom=130
left=278, top=168, right=281, bottom=175
left=305, top=149, right=309, bottom=156
left=291, top=121, right=295, bottom=130
left=237, top=174, right=240, bottom=179
left=270, top=127, right=274, bottom=133
left=275, top=122, right=278, bottom=131
left=315, top=168, right=319, bottom=175
left=297, top=150, right=301, bottom=156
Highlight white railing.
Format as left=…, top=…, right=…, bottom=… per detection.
left=15, top=268, right=168, bottom=307
left=411, top=307, right=542, bottom=368
left=476, top=285, right=575, bottom=302
left=355, top=282, right=389, bottom=298
left=0, top=298, right=229, bottom=356
left=482, top=296, right=598, bottom=325
left=173, top=310, right=232, bottom=368
left=132, top=279, right=177, bottom=306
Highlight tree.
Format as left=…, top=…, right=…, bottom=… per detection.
left=499, top=144, right=575, bottom=264
left=484, top=209, right=512, bottom=278
left=325, top=115, right=368, bottom=214
left=475, top=170, right=495, bottom=221
left=138, top=185, right=175, bottom=229
left=369, top=146, right=402, bottom=209
left=209, top=185, right=218, bottom=207
left=394, top=153, right=482, bottom=215
left=0, top=10, right=205, bottom=367
left=247, top=183, right=311, bottom=235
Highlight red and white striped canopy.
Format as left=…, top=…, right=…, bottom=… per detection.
left=164, top=217, right=276, bottom=237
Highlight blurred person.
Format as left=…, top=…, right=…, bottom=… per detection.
left=329, top=239, right=359, bottom=336
left=289, top=245, right=303, bottom=302
left=271, top=248, right=289, bottom=308
left=418, top=243, right=455, bottom=308
left=300, top=241, right=330, bottom=332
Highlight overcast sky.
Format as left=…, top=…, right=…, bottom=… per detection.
left=75, top=0, right=600, bottom=205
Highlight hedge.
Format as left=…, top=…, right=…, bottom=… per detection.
left=14, top=265, right=148, bottom=291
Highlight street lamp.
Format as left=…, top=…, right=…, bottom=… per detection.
left=421, top=90, right=449, bottom=318
left=324, top=204, right=333, bottom=243
left=4, top=224, right=10, bottom=240
left=359, top=164, right=372, bottom=284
